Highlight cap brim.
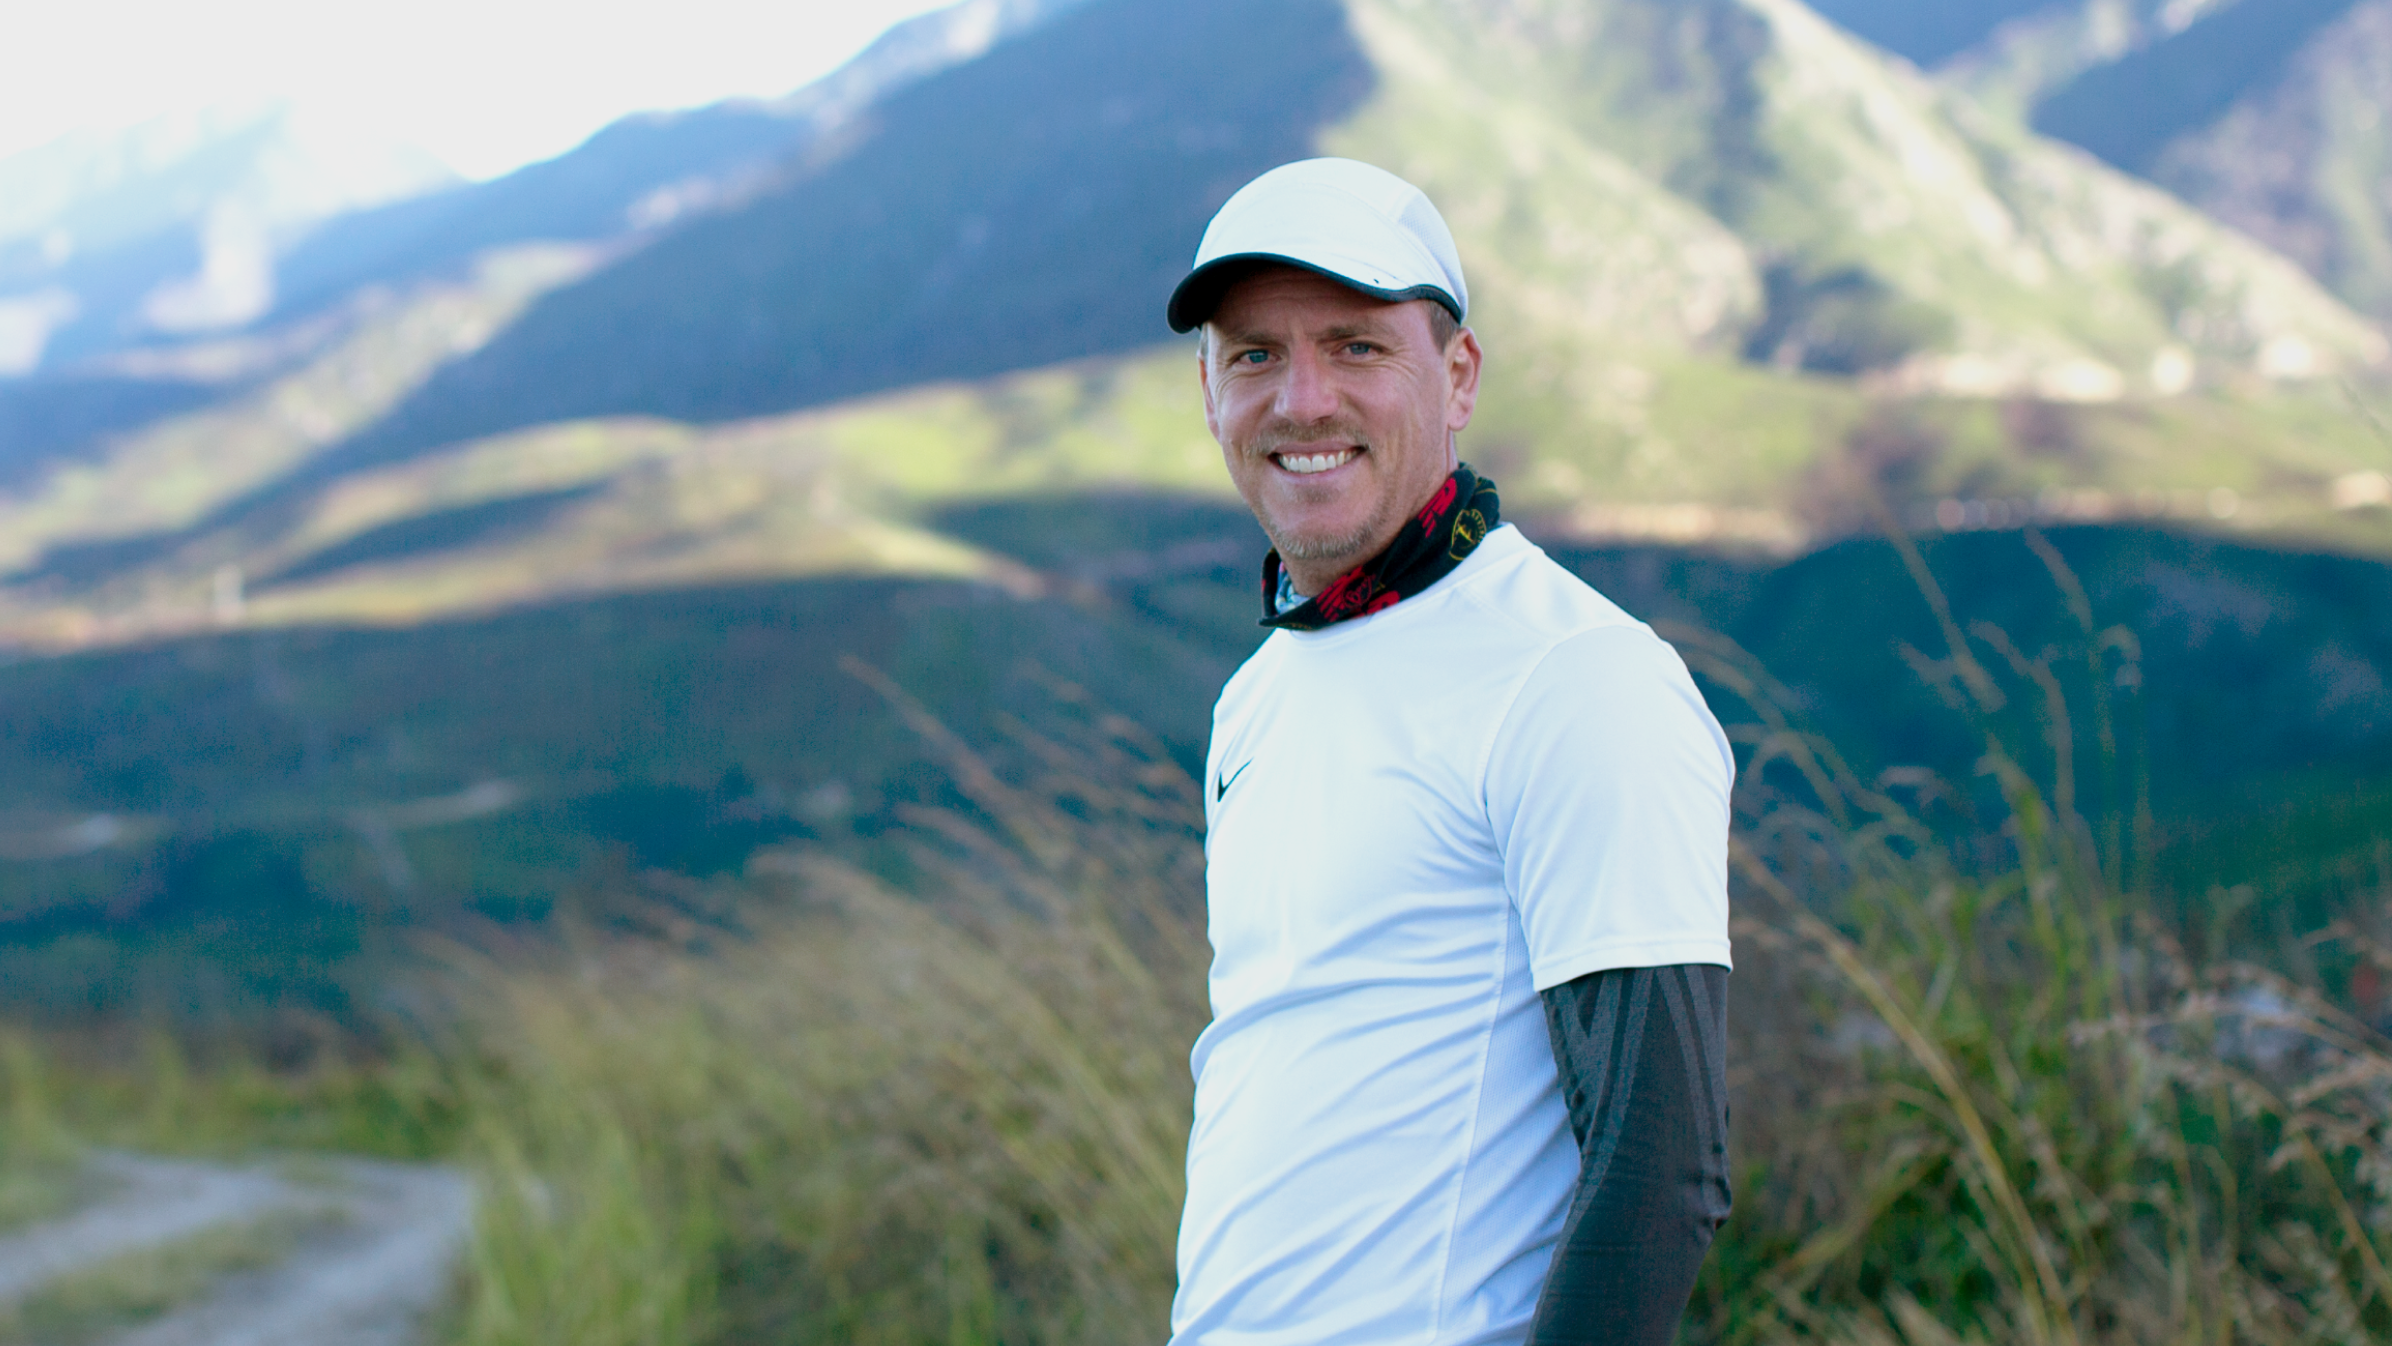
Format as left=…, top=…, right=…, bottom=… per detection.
left=1166, top=252, right=1462, bottom=334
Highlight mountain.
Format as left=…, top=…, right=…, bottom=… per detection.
left=0, top=0, right=1096, bottom=594
left=1809, top=0, right=2354, bottom=128
left=0, top=0, right=1085, bottom=386
left=1348, top=0, right=2380, bottom=386
left=1806, top=0, right=2058, bottom=67
left=331, top=0, right=1370, bottom=461
left=3, top=0, right=2389, bottom=662
left=1, top=0, right=2390, bottom=1022
left=1810, top=1, right=2392, bottom=322
left=355, top=0, right=2385, bottom=456
left=2027, top=0, right=2368, bottom=170
left=265, top=0, right=1091, bottom=323
left=2143, top=2, right=2392, bottom=321
left=0, top=105, right=456, bottom=374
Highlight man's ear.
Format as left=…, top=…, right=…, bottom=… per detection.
left=1444, top=327, right=1483, bottom=434
left=1198, top=340, right=1221, bottom=442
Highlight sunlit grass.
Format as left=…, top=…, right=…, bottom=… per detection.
left=441, top=665, right=1206, bottom=1345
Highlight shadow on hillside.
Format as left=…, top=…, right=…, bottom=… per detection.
left=2031, top=0, right=2366, bottom=172
left=0, top=375, right=228, bottom=494
left=255, top=483, right=610, bottom=589
left=16, top=474, right=600, bottom=592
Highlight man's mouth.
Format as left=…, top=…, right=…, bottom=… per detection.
left=1271, top=447, right=1362, bottom=476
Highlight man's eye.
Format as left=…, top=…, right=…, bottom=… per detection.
left=1237, top=349, right=1270, bottom=364
left=1344, top=342, right=1375, bottom=356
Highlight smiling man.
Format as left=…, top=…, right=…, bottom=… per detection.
left=1165, top=159, right=1736, bottom=1346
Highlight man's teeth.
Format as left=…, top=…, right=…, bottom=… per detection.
left=1277, top=449, right=1358, bottom=475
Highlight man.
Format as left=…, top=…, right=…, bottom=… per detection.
left=1165, top=158, right=1735, bottom=1346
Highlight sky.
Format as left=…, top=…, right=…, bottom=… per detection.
left=0, top=0, right=958, bottom=180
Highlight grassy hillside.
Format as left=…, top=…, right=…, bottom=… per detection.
left=432, top=701, right=2392, bottom=1345
left=4, top=507, right=2389, bottom=1027
left=0, top=243, right=605, bottom=647
left=9, top=333, right=2390, bottom=655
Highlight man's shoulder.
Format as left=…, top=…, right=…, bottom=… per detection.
left=1453, top=534, right=1712, bottom=741
left=1447, top=526, right=1647, bottom=649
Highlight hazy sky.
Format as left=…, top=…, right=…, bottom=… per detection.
left=1, top=0, right=957, bottom=180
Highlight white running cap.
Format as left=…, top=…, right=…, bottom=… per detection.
left=1166, top=157, right=1468, bottom=334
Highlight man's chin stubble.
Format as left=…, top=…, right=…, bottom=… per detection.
left=1263, top=507, right=1390, bottom=571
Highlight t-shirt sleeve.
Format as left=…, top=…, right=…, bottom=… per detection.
left=1484, top=625, right=1734, bottom=989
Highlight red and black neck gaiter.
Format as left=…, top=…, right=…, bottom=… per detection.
left=1260, top=465, right=1501, bottom=631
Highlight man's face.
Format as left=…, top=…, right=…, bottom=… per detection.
left=1201, top=267, right=1481, bottom=589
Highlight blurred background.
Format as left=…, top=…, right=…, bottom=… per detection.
left=1, top=1, right=2390, bottom=1342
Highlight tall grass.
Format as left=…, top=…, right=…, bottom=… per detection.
left=1678, top=527, right=2392, bottom=1346
left=443, top=664, right=1210, bottom=1345
left=434, top=542, right=2392, bottom=1345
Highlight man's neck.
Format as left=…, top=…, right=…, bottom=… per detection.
left=1258, top=464, right=1497, bottom=631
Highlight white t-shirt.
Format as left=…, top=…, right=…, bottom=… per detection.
left=1171, top=524, right=1733, bottom=1346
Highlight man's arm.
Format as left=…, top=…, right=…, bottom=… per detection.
left=1528, top=963, right=1731, bottom=1346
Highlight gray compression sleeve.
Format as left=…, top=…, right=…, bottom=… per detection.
left=1527, top=964, right=1732, bottom=1346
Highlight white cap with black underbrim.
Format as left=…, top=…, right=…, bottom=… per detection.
left=1165, top=157, right=1469, bottom=335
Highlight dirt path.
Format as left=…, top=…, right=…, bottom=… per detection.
left=0, top=1151, right=472, bottom=1346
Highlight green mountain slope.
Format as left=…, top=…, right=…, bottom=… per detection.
left=1851, top=1, right=2392, bottom=324
left=352, top=0, right=2388, bottom=456
left=0, top=0, right=1086, bottom=463
left=0, top=244, right=606, bottom=644
left=1374, top=0, right=2380, bottom=389
left=2146, top=1, right=2392, bottom=321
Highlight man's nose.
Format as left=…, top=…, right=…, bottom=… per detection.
left=1274, top=347, right=1340, bottom=424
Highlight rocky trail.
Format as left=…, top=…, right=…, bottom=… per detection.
left=0, top=1151, right=471, bottom=1346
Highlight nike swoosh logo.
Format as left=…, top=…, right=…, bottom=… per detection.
left=1215, top=758, right=1254, bottom=802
